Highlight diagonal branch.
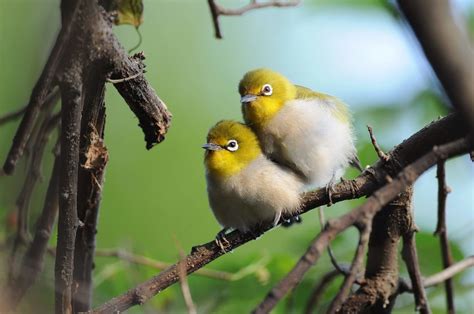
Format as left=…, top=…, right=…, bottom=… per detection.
left=91, top=133, right=471, bottom=313
left=252, top=139, right=468, bottom=314
left=304, top=269, right=341, bottom=314
left=111, top=52, right=171, bottom=149
left=0, top=141, right=60, bottom=311
left=2, top=0, right=81, bottom=175
left=327, top=225, right=371, bottom=313
left=207, top=0, right=301, bottom=39
left=0, top=106, right=27, bottom=126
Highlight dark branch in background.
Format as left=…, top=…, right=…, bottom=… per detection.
left=90, top=114, right=470, bottom=313
left=207, top=0, right=301, bottom=39
left=326, top=225, right=370, bottom=313
left=397, top=0, right=474, bottom=134
left=1, top=0, right=80, bottom=175
left=304, top=269, right=341, bottom=314
left=0, top=106, right=27, bottom=126
left=10, top=112, right=60, bottom=260
left=8, top=90, right=60, bottom=269
left=434, top=161, right=455, bottom=313
left=1, top=141, right=60, bottom=310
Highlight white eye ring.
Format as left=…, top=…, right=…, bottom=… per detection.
left=262, top=84, right=273, bottom=96
left=226, top=139, right=239, bottom=151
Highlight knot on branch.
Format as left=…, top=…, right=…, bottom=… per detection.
left=83, top=128, right=108, bottom=172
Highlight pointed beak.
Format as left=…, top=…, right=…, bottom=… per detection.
left=240, top=94, right=257, bottom=104
left=202, top=143, right=223, bottom=151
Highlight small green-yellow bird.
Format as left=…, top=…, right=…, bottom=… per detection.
left=239, top=69, right=362, bottom=194
left=203, top=120, right=304, bottom=240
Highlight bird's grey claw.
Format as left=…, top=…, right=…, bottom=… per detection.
left=215, top=229, right=230, bottom=253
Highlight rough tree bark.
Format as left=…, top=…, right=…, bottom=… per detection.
left=0, top=0, right=171, bottom=313
left=339, top=187, right=414, bottom=313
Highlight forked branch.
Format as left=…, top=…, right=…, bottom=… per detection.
left=207, top=0, right=301, bottom=38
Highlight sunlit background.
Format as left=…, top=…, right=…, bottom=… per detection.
left=1, top=0, right=473, bottom=313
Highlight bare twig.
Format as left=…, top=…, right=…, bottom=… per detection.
left=0, top=142, right=60, bottom=311
left=178, top=250, right=197, bottom=314
left=9, top=110, right=60, bottom=270
left=367, top=125, right=390, bottom=162
left=251, top=139, right=469, bottom=314
left=397, top=0, right=474, bottom=134
left=106, top=71, right=142, bottom=84
left=0, top=106, right=27, bottom=126
left=317, top=207, right=346, bottom=276
left=96, top=248, right=240, bottom=281
left=402, top=228, right=432, bottom=314
left=398, top=256, right=474, bottom=293
left=304, top=269, right=341, bottom=314
left=434, top=160, right=455, bottom=313
left=90, top=116, right=470, bottom=313
left=2, top=0, right=80, bottom=175
left=327, top=226, right=370, bottom=314
left=424, top=256, right=474, bottom=288
left=207, top=0, right=301, bottom=39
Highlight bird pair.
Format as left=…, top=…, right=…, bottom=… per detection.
left=203, top=69, right=361, bottom=248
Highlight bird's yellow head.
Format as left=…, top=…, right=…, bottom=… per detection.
left=203, top=120, right=261, bottom=179
left=239, top=68, right=297, bottom=129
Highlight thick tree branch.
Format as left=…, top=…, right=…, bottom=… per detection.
left=339, top=187, right=413, bottom=313
left=253, top=138, right=468, bottom=314
left=435, top=160, right=455, bottom=313
left=91, top=130, right=471, bottom=313
left=397, top=0, right=474, bottom=134
left=72, top=67, right=108, bottom=312
left=55, top=78, right=83, bottom=314
left=110, top=52, right=171, bottom=149
left=207, top=0, right=301, bottom=39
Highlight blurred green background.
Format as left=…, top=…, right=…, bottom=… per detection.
left=1, top=0, right=473, bottom=313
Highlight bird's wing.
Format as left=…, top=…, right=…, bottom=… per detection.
left=294, top=85, right=350, bottom=124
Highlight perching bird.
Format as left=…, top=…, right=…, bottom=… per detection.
left=203, top=120, right=304, bottom=243
left=239, top=68, right=362, bottom=198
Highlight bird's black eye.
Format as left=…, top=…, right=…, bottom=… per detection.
left=262, top=84, right=273, bottom=96
left=226, top=139, right=239, bottom=151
